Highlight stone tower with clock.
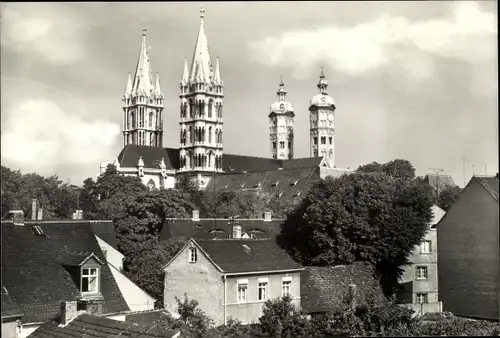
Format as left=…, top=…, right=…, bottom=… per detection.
left=269, top=78, right=295, bottom=160
left=178, top=7, right=224, bottom=188
left=122, top=28, right=164, bottom=148
left=309, top=68, right=336, bottom=167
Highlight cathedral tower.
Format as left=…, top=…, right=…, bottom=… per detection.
left=179, top=6, right=224, bottom=176
left=309, top=68, right=336, bottom=167
left=122, top=28, right=164, bottom=147
left=269, top=78, right=294, bottom=160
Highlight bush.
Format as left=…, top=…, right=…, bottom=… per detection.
left=415, top=318, right=500, bottom=337
left=258, top=296, right=311, bottom=337
left=172, top=294, right=214, bottom=338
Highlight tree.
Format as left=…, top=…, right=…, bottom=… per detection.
left=172, top=294, right=214, bottom=338
left=258, top=296, right=311, bottom=337
left=437, top=185, right=462, bottom=211
left=277, top=160, right=434, bottom=297
left=358, top=159, right=415, bottom=182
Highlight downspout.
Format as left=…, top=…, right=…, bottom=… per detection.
left=223, top=274, right=227, bottom=325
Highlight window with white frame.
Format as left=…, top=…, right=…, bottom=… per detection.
left=81, top=267, right=99, bottom=293
left=188, top=247, right=197, bottom=263
left=416, top=266, right=428, bottom=280
left=237, top=279, right=248, bottom=303
left=420, top=240, right=432, bottom=254
left=282, top=277, right=292, bottom=297
left=258, top=278, right=268, bottom=301
left=416, top=293, right=428, bottom=304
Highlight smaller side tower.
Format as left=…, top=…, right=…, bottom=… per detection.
left=269, top=78, right=295, bottom=160
left=309, top=68, right=336, bottom=167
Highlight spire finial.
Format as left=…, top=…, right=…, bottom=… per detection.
left=142, top=25, right=147, bottom=36
left=280, top=76, right=284, bottom=86
left=200, top=5, right=205, bottom=19
left=320, top=66, right=324, bottom=77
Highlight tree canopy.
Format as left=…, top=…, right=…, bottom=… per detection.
left=437, top=185, right=462, bottom=211
left=277, top=159, right=434, bottom=297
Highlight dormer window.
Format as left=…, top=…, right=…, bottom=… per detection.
left=271, top=181, right=279, bottom=187
left=189, top=247, right=197, bottom=263
left=254, top=182, right=262, bottom=188
left=290, top=180, right=298, bottom=186
left=293, top=191, right=301, bottom=198
left=81, top=267, right=99, bottom=294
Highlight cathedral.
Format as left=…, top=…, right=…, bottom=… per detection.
left=100, top=7, right=351, bottom=192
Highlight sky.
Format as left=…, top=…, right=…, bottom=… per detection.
left=1, top=1, right=498, bottom=187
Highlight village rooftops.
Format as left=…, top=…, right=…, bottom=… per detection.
left=164, top=238, right=303, bottom=275
left=2, top=282, right=24, bottom=320
left=28, top=313, right=179, bottom=338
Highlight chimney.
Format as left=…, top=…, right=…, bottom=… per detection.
left=79, top=298, right=103, bottom=316
left=192, top=209, right=200, bottom=221
left=72, top=211, right=78, bottom=220
left=37, top=207, right=43, bottom=220
left=31, top=199, right=37, bottom=221
left=77, top=210, right=83, bottom=220
left=60, top=300, right=78, bottom=325
left=10, top=210, right=25, bottom=226
left=263, top=211, right=272, bottom=222
left=233, top=225, right=242, bottom=239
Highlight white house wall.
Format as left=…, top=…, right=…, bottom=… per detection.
left=109, top=264, right=156, bottom=312
left=95, top=235, right=124, bottom=271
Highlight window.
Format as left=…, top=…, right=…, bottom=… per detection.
left=329, top=137, right=333, bottom=145
left=258, top=279, right=268, bottom=301
left=420, top=241, right=431, bottom=254
left=313, top=149, right=318, bottom=157
left=288, top=141, right=291, bottom=149
left=280, top=141, right=285, bottom=149
left=313, top=137, right=318, bottom=145
left=237, top=280, right=248, bottom=303
left=188, top=247, right=197, bottom=263
left=81, top=268, right=99, bottom=293
left=321, top=136, right=326, bottom=144
left=282, top=277, right=292, bottom=297
left=416, top=293, right=428, bottom=304
left=272, top=142, right=276, bottom=150
left=149, top=112, right=154, bottom=128
left=416, top=266, right=428, bottom=280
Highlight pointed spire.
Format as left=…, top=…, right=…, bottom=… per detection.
left=137, top=156, right=144, bottom=167
left=214, top=57, right=221, bottom=84
left=154, top=73, right=163, bottom=98
left=190, top=5, right=213, bottom=83
left=317, top=67, right=328, bottom=94
left=181, top=57, right=189, bottom=85
left=124, top=73, right=133, bottom=98
left=160, top=157, right=166, bottom=169
left=132, top=26, right=154, bottom=96
left=277, top=76, right=287, bottom=100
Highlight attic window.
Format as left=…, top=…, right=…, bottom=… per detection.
left=81, top=267, right=99, bottom=294
left=196, top=224, right=202, bottom=228
left=290, top=180, right=298, bottom=186
left=277, top=192, right=283, bottom=198
left=242, top=245, right=251, bottom=254
left=32, top=225, right=44, bottom=236
left=240, top=183, right=245, bottom=188
left=254, top=182, right=262, bottom=188
left=271, top=181, right=279, bottom=187
left=188, top=247, right=198, bottom=263
left=293, top=191, right=302, bottom=197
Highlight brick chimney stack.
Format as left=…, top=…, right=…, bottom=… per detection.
left=233, top=225, right=242, bottom=239
left=60, top=300, right=78, bottom=326
left=192, top=209, right=200, bottom=222
left=31, top=199, right=37, bottom=221
left=263, top=211, right=272, bottom=222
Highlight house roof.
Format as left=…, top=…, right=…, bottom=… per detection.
left=194, top=239, right=303, bottom=274
left=300, top=262, right=384, bottom=314
left=1, top=282, right=24, bottom=319
left=125, top=309, right=174, bottom=327
left=116, top=145, right=322, bottom=174
left=28, top=313, right=179, bottom=338
left=424, top=174, right=456, bottom=192
left=24, top=220, right=120, bottom=251
left=160, top=218, right=284, bottom=241
left=475, top=176, right=499, bottom=201
left=1, top=221, right=129, bottom=323
left=205, top=166, right=320, bottom=201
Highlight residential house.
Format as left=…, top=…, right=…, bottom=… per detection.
left=398, top=204, right=446, bottom=316
left=301, top=262, right=384, bottom=315
left=163, top=238, right=304, bottom=325
left=424, top=173, right=456, bottom=197
left=437, top=175, right=499, bottom=321
left=2, top=283, right=24, bottom=338
left=1, top=210, right=154, bottom=337
left=28, top=309, right=179, bottom=338
left=160, top=210, right=283, bottom=241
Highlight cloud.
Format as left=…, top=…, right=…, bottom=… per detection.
left=1, top=99, right=120, bottom=170
left=0, top=3, right=85, bottom=64
left=247, top=1, right=497, bottom=80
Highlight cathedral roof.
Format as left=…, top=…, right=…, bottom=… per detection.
left=117, top=145, right=180, bottom=170
left=189, top=6, right=213, bottom=83
left=310, top=93, right=335, bottom=108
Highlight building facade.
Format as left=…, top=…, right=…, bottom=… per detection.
left=100, top=7, right=351, bottom=191
left=437, top=175, right=499, bottom=321
left=163, top=238, right=303, bottom=325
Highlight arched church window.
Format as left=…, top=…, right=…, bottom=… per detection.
left=329, top=149, right=333, bottom=158
left=189, top=100, right=194, bottom=118
left=280, top=103, right=285, bottom=110
left=313, top=149, right=318, bottom=157
left=208, top=100, right=213, bottom=118
left=189, top=126, right=193, bottom=143
left=208, top=126, right=212, bottom=143
left=208, top=152, right=213, bottom=167
left=147, top=179, right=156, bottom=191
left=149, top=112, right=154, bottom=128
left=150, top=133, right=156, bottom=146
left=130, top=111, right=136, bottom=129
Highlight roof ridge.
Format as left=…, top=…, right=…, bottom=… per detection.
left=475, top=176, right=499, bottom=201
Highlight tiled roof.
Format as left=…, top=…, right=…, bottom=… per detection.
left=195, top=239, right=303, bottom=274
left=160, top=218, right=284, bottom=241
left=424, top=174, right=456, bottom=192
left=300, top=262, right=384, bottom=314
left=125, top=309, right=174, bottom=326
left=116, top=145, right=322, bottom=174
left=117, top=145, right=179, bottom=170
left=475, top=176, right=499, bottom=201
left=1, top=282, right=23, bottom=319
left=206, top=167, right=320, bottom=201
left=1, top=221, right=129, bottom=323
left=28, top=313, right=178, bottom=338
left=24, top=220, right=120, bottom=250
